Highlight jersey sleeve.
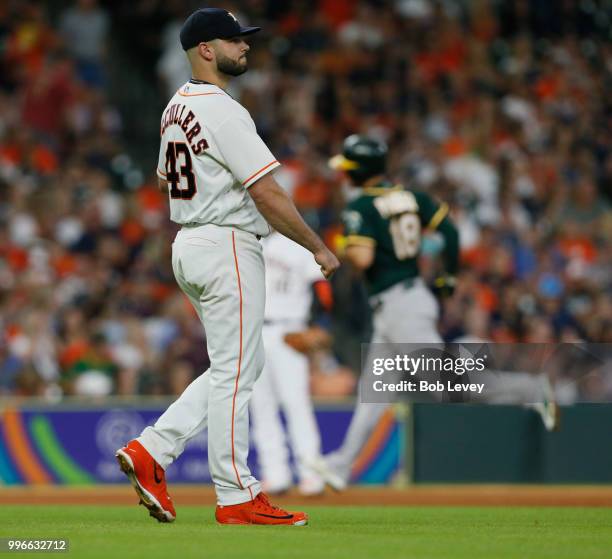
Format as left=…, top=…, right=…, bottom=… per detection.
left=415, top=190, right=459, bottom=274
left=415, top=190, right=449, bottom=230
left=212, top=114, right=280, bottom=188
left=341, top=203, right=377, bottom=247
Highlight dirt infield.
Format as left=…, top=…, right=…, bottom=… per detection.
left=1, top=485, right=611, bottom=507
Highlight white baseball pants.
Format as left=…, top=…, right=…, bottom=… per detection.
left=250, top=322, right=322, bottom=488
left=139, top=224, right=265, bottom=505
left=327, top=279, right=441, bottom=481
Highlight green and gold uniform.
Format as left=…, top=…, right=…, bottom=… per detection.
left=316, top=137, right=462, bottom=490
left=341, top=182, right=459, bottom=295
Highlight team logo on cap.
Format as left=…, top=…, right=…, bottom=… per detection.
left=228, top=11, right=238, bottom=22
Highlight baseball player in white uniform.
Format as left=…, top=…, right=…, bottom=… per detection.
left=250, top=232, right=326, bottom=496
left=115, top=8, right=338, bottom=526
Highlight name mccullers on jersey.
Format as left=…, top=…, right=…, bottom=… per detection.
left=160, top=103, right=209, bottom=155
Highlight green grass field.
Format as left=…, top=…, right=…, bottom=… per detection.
left=1, top=505, right=611, bottom=559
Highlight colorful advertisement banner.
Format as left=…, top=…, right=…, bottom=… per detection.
left=0, top=405, right=403, bottom=486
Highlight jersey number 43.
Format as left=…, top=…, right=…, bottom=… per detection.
left=165, top=142, right=197, bottom=200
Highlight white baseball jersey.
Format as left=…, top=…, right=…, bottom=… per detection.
left=263, top=232, right=323, bottom=323
left=156, top=81, right=279, bottom=237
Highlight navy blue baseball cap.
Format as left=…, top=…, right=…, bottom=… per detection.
left=180, top=8, right=261, bottom=50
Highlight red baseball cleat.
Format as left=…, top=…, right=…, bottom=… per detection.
left=116, top=440, right=176, bottom=523
left=216, top=492, right=308, bottom=526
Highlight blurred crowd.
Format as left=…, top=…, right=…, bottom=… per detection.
left=0, top=0, right=610, bottom=401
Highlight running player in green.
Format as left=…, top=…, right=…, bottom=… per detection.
left=335, top=137, right=458, bottom=299
left=312, top=134, right=459, bottom=490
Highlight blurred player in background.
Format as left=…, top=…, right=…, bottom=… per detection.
left=250, top=231, right=331, bottom=496
left=313, top=134, right=459, bottom=490
left=314, top=135, right=559, bottom=490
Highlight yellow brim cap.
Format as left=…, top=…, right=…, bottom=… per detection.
left=328, top=154, right=360, bottom=170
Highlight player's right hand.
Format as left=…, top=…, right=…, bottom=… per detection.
left=314, top=247, right=340, bottom=279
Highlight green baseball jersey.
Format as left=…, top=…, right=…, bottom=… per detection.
left=341, top=183, right=452, bottom=295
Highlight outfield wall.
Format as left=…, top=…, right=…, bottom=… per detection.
left=412, top=404, right=612, bottom=483
left=0, top=402, right=610, bottom=485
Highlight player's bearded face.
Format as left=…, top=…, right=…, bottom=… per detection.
left=215, top=44, right=248, bottom=76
